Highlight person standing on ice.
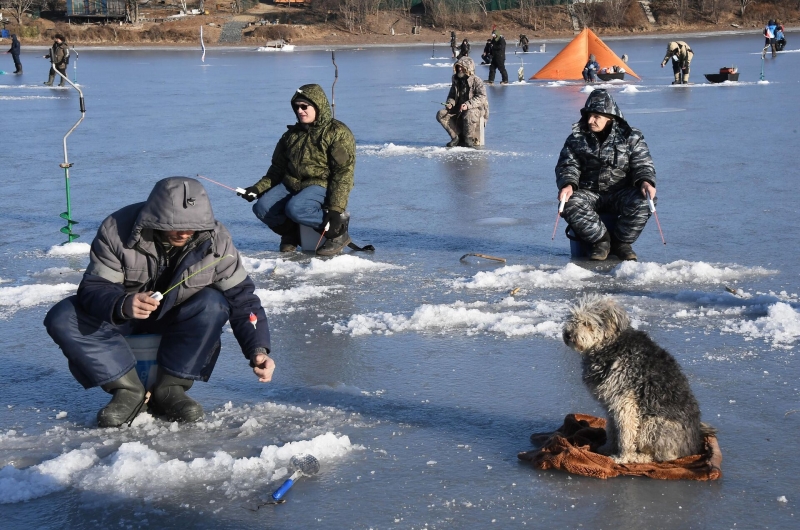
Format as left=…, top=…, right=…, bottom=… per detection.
left=6, top=34, right=22, bottom=74
left=555, top=89, right=657, bottom=261
left=239, top=84, right=356, bottom=256
left=436, top=56, right=488, bottom=148
left=762, top=19, right=778, bottom=58
left=43, top=34, right=69, bottom=86
left=44, top=177, right=275, bottom=427
left=660, top=41, right=693, bottom=84
left=486, top=31, right=509, bottom=85
left=450, top=31, right=457, bottom=58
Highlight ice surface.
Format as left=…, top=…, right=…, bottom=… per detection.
left=255, top=285, right=339, bottom=314
left=454, top=263, right=596, bottom=290
left=358, top=142, right=522, bottom=158
left=721, top=302, right=800, bottom=347
left=402, top=82, right=451, bottom=91
left=612, top=260, right=776, bottom=285
left=0, top=283, right=77, bottom=317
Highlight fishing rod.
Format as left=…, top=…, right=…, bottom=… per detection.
left=551, top=198, right=565, bottom=240
left=432, top=41, right=435, bottom=58
left=196, top=174, right=256, bottom=198
left=53, top=66, right=86, bottom=243
left=331, top=51, right=338, bottom=119
left=71, top=45, right=79, bottom=83
left=646, top=191, right=666, bottom=245
left=149, top=254, right=234, bottom=301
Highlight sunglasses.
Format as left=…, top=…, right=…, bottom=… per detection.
left=293, top=103, right=311, bottom=111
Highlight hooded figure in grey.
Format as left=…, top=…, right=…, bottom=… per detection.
left=436, top=56, right=489, bottom=147
left=555, top=90, right=657, bottom=261
left=45, top=177, right=274, bottom=427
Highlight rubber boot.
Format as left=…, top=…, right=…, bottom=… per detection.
left=672, top=72, right=681, bottom=85
left=271, top=218, right=300, bottom=252
left=316, top=215, right=351, bottom=256
left=462, top=136, right=475, bottom=148
left=589, top=231, right=611, bottom=261
left=682, top=72, right=690, bottom=84
left=611, top=237, right=637, bottom=261
left=446, top=136, right=460, bottom=148
left=97, top=369, right=146, bottom=428
left=149, top=373, right=204, bottom=423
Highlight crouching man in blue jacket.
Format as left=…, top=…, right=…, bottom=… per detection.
left=44, top=177, right=274, bottom=427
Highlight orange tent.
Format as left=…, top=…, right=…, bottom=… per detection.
left=531, top=28, right=640, bottom=80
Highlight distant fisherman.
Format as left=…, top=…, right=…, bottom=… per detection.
left=763, top=19, right=778, bottom=58
left=43, top=34, right=69, bottom=86
left=660, top=41, right=693, bottom=84
left=450, top=31, right=457, bottom=58
left=6, top=34, right=22, bottom=74
left=239, top=84, right=356, bottom=255
left=458, top=38, right=470, bottom=58
left=44, top=178, right=274, bottom=427
left=486, top=31, right=509, bottom=85
left=437, top=56, right=489, bottom=148
left=582, top=54, right=599, bottom=83
left=519, top=34, right=529, bottom=53
left=556, top=90, right=657, bottom=261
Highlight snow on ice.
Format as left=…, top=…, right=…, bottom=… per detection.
left=46, top=242, right=91, bottom=256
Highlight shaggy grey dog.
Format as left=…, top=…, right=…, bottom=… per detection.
left=563, top=295, right=706, bottom=464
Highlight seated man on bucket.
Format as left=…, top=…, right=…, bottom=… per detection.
left=436, top=56, right=489, bottom=148
left=555, top=89, right=657, bottom=261
left=44, top=177, right=275, bottom=427
left=582, top=54, right=599, bottom=83
left=239, top=84, right=356, bottom=256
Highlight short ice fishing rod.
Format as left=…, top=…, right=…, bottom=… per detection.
left=195, top=174, right=256, bottom=199
left=331, top=51, right=338, bottom=119
left=551, top=198, right=566, bottom=240
left=149, top=254, right=233, bottom=301
left=646, top=191, right=666, bottom=245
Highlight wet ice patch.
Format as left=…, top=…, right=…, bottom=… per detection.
left=0, top=283, right=77, bottom=317
left=274, top=255, right=401, bottom=278
left=46, top=242, right=91, bottom=256
left=422, top=62, right=453, bottom=68
left=0, top=95, right=66, bottom=101
left=402, top=82, right=451, bottom=91
left=454, top=263, right=596, bottom=291
left=255, top=285, right=340, bottom=314
left=613, top=260, right=775, bottom=285
left=332, top=299, right=567, bottom=338
left=722, top=302, right=800, bottom=348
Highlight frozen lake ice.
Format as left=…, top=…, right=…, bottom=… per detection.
left=1, top=32, right=799, bottom=528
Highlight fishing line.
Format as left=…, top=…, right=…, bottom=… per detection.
left=149, top=254, right=234, bottom=301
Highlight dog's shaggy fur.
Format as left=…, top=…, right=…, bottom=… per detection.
left=563, top=295, right=706, bottom=464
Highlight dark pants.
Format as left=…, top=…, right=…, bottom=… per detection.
left=488, top=58, right=508, bottom=83
left=671, top=60, right=689, bottom=83
left=46, top=65, right=67, bottom=86
left=582, top=68, right=597, bottom=82
left=44, top=288, right=230, bottom=389
left=11, top=53, right=22, bottom=73
left=563, top=188, right=654, bottom=244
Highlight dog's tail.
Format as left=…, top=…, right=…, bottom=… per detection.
left=700, top=422, right=717, bottom=437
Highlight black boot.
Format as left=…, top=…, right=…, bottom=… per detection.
left=316, top=215, right=351, bottom=256
left=97, top=369, right=146, bottom=427
left=271, top=219, right=299, bottom=253
left=446, top=137, right=460, bottom=148
left=462, top=136, right=475, bottom=148
left=149, top=373, right=204, bottom=423
left=589, top=231, right=611, bottom=261
left=611, top=237, right=637, bottom=261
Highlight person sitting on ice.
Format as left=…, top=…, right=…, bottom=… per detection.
left=660, top=41, right=693, bottom=84
left=555, top=89, right=657, bottom=261
left=457, top=38, right=470, bottom=59
left=436, top=56, right=489, bottom=148
left=582, top=55, right=599, bottom=83
left=44, top=177, right=275, bottom=427
left=239, top=84, right=356, bottom=256
left=775, top=22, right=786, bottom=51
left=519, top=34, right=529, bottom=53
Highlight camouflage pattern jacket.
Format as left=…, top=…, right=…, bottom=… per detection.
left=445, top=56, right=489, bottom=120
left=252, top=84, right=356, bottom=213
left=556, top=90, right=656, bottom=194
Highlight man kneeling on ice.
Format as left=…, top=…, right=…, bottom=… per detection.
left=238, top=84, right=356, bottom=256
left=436, top=56, right=489, bottom=148
left=556, top=89, right=656, bottom=261
left=44, top=177, right=275, bottom=427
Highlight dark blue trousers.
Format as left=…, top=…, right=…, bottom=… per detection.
left=44, top=288, right=230, bottom=389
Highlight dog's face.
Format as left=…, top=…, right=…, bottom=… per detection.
left=563, top=295, right=631, bottom=353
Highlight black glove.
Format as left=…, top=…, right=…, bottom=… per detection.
left=238, top=186, right=260, bottom=202
left=322, top=210, right=344, bottom=237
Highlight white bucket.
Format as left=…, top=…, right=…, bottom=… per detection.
left=125, top=334, right=161, bottom=390
left=299, top=224, right=325, bottom=252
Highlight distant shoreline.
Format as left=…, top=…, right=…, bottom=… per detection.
left=16, top=27, right=794, bottom=52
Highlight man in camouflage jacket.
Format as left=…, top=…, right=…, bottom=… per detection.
left=240, top=84, right=356, bottom=256
left=43, top=34, right=69, bottom=86
left=556, top=89, right=657, bottom=261
left=436, top=56, right=489, bottom=148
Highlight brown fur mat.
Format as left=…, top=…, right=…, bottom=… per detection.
left=518, top=414, right=722, bottom=480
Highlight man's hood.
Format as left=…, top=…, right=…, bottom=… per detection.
left=579, top=89, right=628, bottom=128
left=127, top=177, right=217, bottom=246
left=453, top=56, right=476, bottom=76
left=291, top=84, right=332, bottom=126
